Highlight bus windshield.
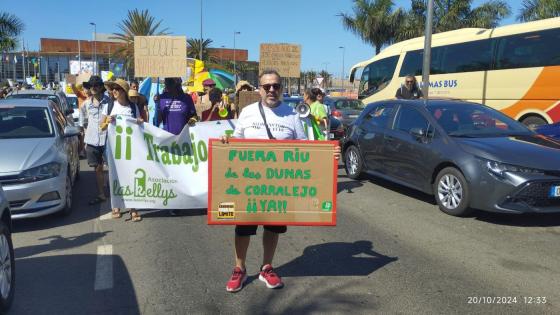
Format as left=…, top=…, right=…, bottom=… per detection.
left=358, top=55, right=399, bottom=100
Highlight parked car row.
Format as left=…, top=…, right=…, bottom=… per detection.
left=342, top=99, right=560, bottom=216
left=0, top=98, right=80, bottom=219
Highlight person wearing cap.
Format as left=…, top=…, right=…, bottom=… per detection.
left=157, top=77, right=197, bottom=135
left=233, top=80, right=255, bottom=118
left=201, top=87, right=231, bottom=121
left=195, top=78, right=216, bottom=118
left=81, top=75, right=111, bottom=206
left=103, top=78, right=143, bottom=222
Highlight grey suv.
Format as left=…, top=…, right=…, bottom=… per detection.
left=0, top=185, right=15, bottom=312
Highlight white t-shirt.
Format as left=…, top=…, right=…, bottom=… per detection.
left=233, top=102, right=307, bottom=140
left=103, top=100, right=138, bottom=117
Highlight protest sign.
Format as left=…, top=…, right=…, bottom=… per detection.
left=208, top=139, right=337, bottom=226
left=107, top=118, right=236, bottom=209
left=259, top=43, right=301, bottom=78
left=237, top=91, right=261, bottom=114
left=76, top=72, right=91, bottom=85
left=134, top=36, right=187, bottom=78
left=65, top=74, right=77, bottom=85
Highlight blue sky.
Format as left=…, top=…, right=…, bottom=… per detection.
left=4, top=0, right=523, bottom=78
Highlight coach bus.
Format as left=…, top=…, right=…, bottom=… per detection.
left=349, top=17, right=560, bottom=127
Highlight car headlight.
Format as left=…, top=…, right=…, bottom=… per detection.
left=19, top=162, right=62, bottom=182
left=485, top=160, right=544, bottom=177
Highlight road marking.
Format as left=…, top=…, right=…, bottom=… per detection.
left=99, top=211, right=114, bottom=221
left=94, top=244, right=113, bottom=291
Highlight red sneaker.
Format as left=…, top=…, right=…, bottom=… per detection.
left=226, top=267, right=247, bottom=293
left=259, top=264, right=284, bottom=289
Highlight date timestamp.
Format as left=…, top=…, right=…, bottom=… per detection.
left=467, top=296, right=547, bottom=304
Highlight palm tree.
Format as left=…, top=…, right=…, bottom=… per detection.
left=187, top=38, right=216, bottom=62
left=517, top=0, right=560, bottom=21
left=111, top=9, right=169, bottom=75
left=0, top=12, right=24, bottom=51
left=397, top=0, right=511, bottom=41
left=340, top=0, right=404, bottom=55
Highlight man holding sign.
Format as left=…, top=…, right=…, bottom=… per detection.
left=222, top=69, right=340, bottom=292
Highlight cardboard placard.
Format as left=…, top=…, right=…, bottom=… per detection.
left=259, top=43, right=301, bottom=78
left=76, top=72, right=91, bottom=85
left=134, top=36, right=187, bottom=78
left=208, top=139, right=337, bottom=226
left=237, top=91, right=261, bottom=113
left=65, top=74, right=77, bottom=85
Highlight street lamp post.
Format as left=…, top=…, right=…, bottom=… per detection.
left=220, top=45, right=225, bottom=64
left=199, top=0, right=203, bottom=61
left=233, top=31, right=240, bottom=86
left=421, top=0, right=434, bottom=99
left=90, top=22, right=97, bottom=75
left=338, top=46, right=345, bottom=90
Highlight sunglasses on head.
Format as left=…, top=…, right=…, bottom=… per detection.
left=261, top=83, right=281, bottom=91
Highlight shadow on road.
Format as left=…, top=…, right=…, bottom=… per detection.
left=472, top=211, right=560, bottom=227
left=365, top=174, right=436, bottom=205
left=12, top=254, right=140, bottom=314
left=275, top=240, right=397, bottom=277
left=12, top=169, right=110, bottom=233
left=337, top=180, right=365, bottom=194
left=139, top=208, right=207, bottom=218
left=15, top=231, right=112, bottom=259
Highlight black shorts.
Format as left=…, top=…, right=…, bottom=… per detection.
left=235, top=225, right=287, bottom=236
left=86, top=145, right=105, bottom=167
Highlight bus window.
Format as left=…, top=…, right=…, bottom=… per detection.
left=495, top=28, right=560, bottom=70
left=399, top=39, right=491, bottom=76
left=359, top=55, right=399, bottom=99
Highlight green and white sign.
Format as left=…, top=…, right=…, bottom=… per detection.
left=107, top=117, right=235, bottom=209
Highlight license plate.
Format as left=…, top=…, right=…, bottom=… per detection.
left=550, top=186, right=560, bottom=197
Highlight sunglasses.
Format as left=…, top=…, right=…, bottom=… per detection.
left=405, top=80, right=414, bottom=83
left=92, top=83, right=104, bottom=88
left=205, top=84, right=216, bottom=87
left=261, top=83, right=281, bottom=91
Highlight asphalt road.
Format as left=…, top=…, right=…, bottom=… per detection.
left=8, top=160, right=560, bottom=315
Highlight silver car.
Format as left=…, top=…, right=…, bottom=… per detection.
left=0, top=99, right=80, bottom=219
left=0, top=185, right=14, bottom=312
left=5, top=89, right=75, bottom=126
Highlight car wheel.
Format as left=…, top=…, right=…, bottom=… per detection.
left=62, top=172, right=73, bottom=216
left=521, top=115, right=547, bottom=129
left=0, top=221, right=15, bottom=312
left=344, top=145, right=363, bottom=179
left=434, top=167, right=472, bottom=216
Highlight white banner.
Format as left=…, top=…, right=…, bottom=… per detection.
left=107, top=117, right=236, bottom=209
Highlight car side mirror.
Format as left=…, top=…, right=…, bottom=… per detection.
left=410, top=127, right=426, bottom=139
left=65, top=108, right=74, bottom=115
left=63, top=126, right=80, bottom=138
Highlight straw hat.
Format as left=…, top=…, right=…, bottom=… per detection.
left=128, top=89, right=139, bottom=97
left=235, top=80, right=254, bottom=93
left=105, top=78, right=130, bottom=94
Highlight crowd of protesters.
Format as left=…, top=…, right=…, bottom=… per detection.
left=2, top=72, right=340, bottom=293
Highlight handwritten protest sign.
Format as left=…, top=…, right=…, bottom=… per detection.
left=259, top=43, right=301, bottom=78
left=208, top=139, right=337, bottom=226
left=237, top=91, right=261, bottom=114
left=134, top=36, right=187, bottom=78
left=65, top=74, right=77, bottom=85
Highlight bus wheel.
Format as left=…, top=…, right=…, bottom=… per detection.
left=521, top=115, right=547, bottom=129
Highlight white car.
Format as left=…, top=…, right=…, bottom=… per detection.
left=65, top=93, right=80, bottom=124
left=0, top=185, right=15, bottom=312
left=0, top=98, right=80, bottom=219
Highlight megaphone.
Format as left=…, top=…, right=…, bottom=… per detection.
left=296, top=102, right=311, bottom=118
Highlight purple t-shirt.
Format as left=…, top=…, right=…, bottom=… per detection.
left=158, top=92, right=196, bottom=135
